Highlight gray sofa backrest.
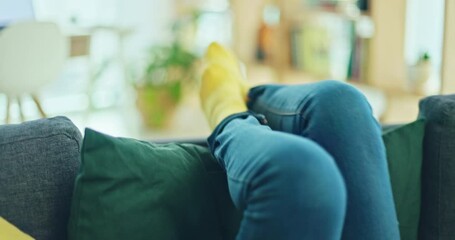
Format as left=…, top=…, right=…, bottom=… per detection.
left=0, top=117, right=81, bottom=240
left=418, top=95, right=455, bottom=240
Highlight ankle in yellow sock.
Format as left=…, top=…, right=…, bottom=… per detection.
left=200, top=63, right=247, bottom=129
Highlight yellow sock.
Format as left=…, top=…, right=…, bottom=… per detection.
left=204, top=42, right=250, bottom=101
left=0, top=217, right=34, bottom=240
left=200, top=63, right=247, bottom=129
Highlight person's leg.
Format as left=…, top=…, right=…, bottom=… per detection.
left=207, top=113, right=347, bottom=240
left=248, top=81, right=400, bottom=239
left=200, top=43, right=346, bottom=239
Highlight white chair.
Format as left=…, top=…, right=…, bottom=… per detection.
left=0, top=21, right=66, bottom=123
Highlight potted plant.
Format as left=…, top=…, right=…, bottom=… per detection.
left=134, top=42, right=198, bottom=128
left=408, top=52, right=432, bottom=95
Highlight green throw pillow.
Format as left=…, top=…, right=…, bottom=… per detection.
left=382, top=119, right=425, bottom=240
left=68, top=129, right=241, bottom=240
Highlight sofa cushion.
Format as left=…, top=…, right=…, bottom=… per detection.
left=382, top=119, right=425, bottom=240
left=68, top=129, right=241, bottom=240
left=418, top=95, right=455, bottom=240
left=0, top=116, right=82, bottom=240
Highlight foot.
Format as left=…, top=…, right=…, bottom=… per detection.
left=204, top=42, right=250, bottom=101
left=200, top=62, right=247, bottom=129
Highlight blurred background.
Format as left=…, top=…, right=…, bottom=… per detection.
left=0, top=0, right=453, bottom=139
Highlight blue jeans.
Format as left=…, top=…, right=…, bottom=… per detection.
left=207, top=80, right=400, bottom=240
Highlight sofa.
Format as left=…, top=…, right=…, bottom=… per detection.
left=1, top=94, right=455, bottom=240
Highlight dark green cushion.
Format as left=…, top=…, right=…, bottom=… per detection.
left=382, top=119, right=425, bottom=240
left=68, top=129, right=241, bottom=240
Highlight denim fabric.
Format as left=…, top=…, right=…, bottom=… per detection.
left=208, top=80, right=399, bottom=240
left=208, top=115, right=346, bottom=240
left=207, top=111, right=268, bottom=169
left=0, top=117, right=81, bottom=240
left=418, top=95, right=455, bottom=240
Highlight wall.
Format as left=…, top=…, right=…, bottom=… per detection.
left=230, top=0, right=265, bottom=63
left=369, top=0, right=407, bottom=91
left=442, top=0, right=455, bottom=94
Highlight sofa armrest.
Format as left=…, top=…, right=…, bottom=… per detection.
left=0, top=117, right=82, bottom=240
left=418, top=94, right=455, bottom=239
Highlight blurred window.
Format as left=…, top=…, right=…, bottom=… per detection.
left=0, top=0, right=35, bottom=26
left=405, top=0, right=445, bottom=92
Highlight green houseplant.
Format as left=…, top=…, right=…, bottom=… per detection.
left=135, top=43, right=198, bottom=128
left=132, top=11, right=200, bottom=128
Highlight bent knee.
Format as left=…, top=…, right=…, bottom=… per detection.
left=316, top=80, right=366, bottom=104
left=251, top=136, right=347, bottom=215
left=256, top=136, right=345, bottom=197
left=309, top=80, right=372, bottom=118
